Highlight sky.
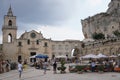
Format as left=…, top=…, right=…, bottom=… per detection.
left=0, top=0, right=111, bottom=43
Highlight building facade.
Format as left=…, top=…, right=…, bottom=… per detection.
left=1, top=6, right=82, bottom=62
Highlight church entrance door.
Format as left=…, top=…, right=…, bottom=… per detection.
left=30, top=52, right=36, bottom=62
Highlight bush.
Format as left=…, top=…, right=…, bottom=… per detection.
left=57, top=60, right=66, bottom=73
left=92, top=32, right=105, bottom=40
left=75, top=65, right=87, bottom=71
left=57, top=66, right=66, bottom=71
left=97, top=65, right=104, bottom=71
left=113, top=30, right=120, bottom=37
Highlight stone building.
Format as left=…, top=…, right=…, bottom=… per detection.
left=0, top=44, right=3, bottom=61
left=81, top=0, right=120, bottom=39
left=1, top=6, right=82, bottom=62
left=81, top=0, right=120, bottom=55
left=81, top=38, right=120, bottom=55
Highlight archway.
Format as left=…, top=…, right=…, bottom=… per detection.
left=18, top=55, right=22, bottom=62
left=8, top=33, right=12, bottom=43
left=71, top=48, right=80, bottom=57
left=8, top=20, right=12, bottom=26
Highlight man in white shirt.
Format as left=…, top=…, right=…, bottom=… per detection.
left=91, top=60, right=96, bottom=72
left=18, top=61, right=23, bottom=78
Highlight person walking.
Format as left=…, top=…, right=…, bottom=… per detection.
left=43, top=58, right=48, bottom=74
left=91, top=60, right=96, bottom=72
left=6, top=60, right=10, bottom=72
left=23, top=59, right=27, bottom=70
left=53, top=61, right=57, bottom=74
left=18, top=61, right=23, bottom=78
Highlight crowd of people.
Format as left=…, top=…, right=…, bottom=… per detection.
left=33, top=58, right=57, bottom=74
left=87, top=58, right=119, bottom=72
left=1, top=56, right=120, bottom=79
left=0, top=60, right=11, bottom=73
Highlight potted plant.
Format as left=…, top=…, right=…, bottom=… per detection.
left=75, top=65, right=84, bottom=74
left=97, top=65, right=104, bottom=73
left=57, top=60, right=66, bottom=73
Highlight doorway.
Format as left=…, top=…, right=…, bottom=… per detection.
left=30, top=52, right=36, bottom=62
left=18, top=55, right=22, bottom=62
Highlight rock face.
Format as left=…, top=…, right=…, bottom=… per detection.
left=81, top=0, right=120, bottom=39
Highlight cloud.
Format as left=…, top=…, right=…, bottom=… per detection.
left=85, top=0, right=102, bottom=7
left=11, top=0, right=76, bottom=26
left=17, top=24, right=84, bottom=41
left=36, top=25, right=84, bottom=40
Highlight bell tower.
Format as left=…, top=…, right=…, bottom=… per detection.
left=2, top=6, right=17, bottom=43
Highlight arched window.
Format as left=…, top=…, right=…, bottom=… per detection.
left=44, top=42, right=48, bottom=47
left=8, top=33, right=12, bottom=43
left=18, top=42, right=22, bottom=46
left=52, top=45, right=55, bottom=50
left=58, top=45, right=62, bottom=50
left=27, top=39, right=30, bottom=45
left=18, top=55, right=22, bottom=62
left=36, top=40, right=39, bottom=45
left=8, top=20, right=12, bottom=26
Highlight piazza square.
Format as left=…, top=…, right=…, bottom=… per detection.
left=0, top=0, right=120, bottom=80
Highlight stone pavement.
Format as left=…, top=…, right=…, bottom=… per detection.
left=0, top=66, right=120, bottom=80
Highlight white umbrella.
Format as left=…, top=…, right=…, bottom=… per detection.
left=29, top=54, right=48, bottom=58
left=109, top=55, right=117, bottom=58
left=56, top=55, right=67, bottom=58
left=29, top=55, right=36, bottom=58
left=97, top=53, right=107, bottom=58
left=82, top=54, right=98, bottom=59
left=118, top=54, right=120, bottom=56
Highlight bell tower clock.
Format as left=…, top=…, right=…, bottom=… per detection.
left=2, top=6, right=17, bottom=43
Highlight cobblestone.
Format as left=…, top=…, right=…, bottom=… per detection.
left=0, top=66, right=120, bottom=80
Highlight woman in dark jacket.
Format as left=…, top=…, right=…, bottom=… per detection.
left=53, top=61, right=57, bottom=74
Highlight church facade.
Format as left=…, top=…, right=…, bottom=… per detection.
left=1, top=6, right=82, bottom=62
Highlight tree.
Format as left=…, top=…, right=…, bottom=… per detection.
left=113, top=30, right=120, bottom=37
left=57, top=60, right=66, bottom=73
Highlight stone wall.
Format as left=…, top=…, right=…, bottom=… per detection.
left=82, top=38, right=120, bottom=56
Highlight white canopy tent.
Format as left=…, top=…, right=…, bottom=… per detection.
left=29, top=55, right=36, bottom=58
left=97, top=53, right=107, bottom=58
left=82, top=54, right=99, bottom=59
left=55, top=55, right=67, bottom=58
left=109, top=55, right=117, bottom=58
left=29, top=54, right=48, bottom=58
left=118, top=54, right=120, bottom=56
